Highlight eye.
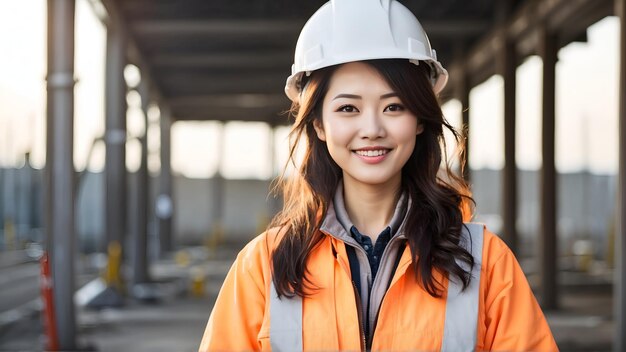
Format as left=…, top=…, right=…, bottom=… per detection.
left=384, top=103, right=405, bottom=112
left=336, top=104, right=359, bottom=113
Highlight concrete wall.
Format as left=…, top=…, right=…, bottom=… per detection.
left=173, top=176, right=276, bottom=245
left=472, top=169, right=617, bottom=258
left=0, top=166, right=617, bottom=260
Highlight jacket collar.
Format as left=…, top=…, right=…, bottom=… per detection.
left=320, top=181, right=410, bottom=242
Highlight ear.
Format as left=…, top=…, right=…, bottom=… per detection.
left=313, top=119, right=326, bottom=141
left=416, top=122, right=424, bottom=135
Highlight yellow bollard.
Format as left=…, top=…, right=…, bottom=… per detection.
left=105, top=241, right=123, bottom=290
left=206, top=221, right=224, bottom=252
left=190, top=266, right=206, bottom=298
left=175, top=250, right=191, bottom=267
left=4, top=219, right=15, bottom=250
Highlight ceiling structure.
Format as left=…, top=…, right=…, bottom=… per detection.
left=102, top=0, right=614, bottom=125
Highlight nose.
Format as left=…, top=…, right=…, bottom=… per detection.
left=359, top=109, right=386, bottom=139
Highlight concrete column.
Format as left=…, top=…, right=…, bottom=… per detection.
left=45, top=0, right=77, bottom=348
left=132, top=77, right=150, bottom=284
left=157, top=106, right=173, bottom=254
left=212, top=122, right=225, bottom=243
left=614, top=0, right=626, bottom=350
left=539, top=25, right=558, bottom=310
left=498, top=35, right=518, bottom=254
left=105, top=20, right=127, bottom=251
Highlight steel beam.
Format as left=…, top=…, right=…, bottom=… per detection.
left=45, top=0, right=77, bottom=348
left=157, top=107, right=173, bottom=254
left=132, top=77, right=151, bottom=285
left=130, top=19, right=489, bottom=38
left=539, top=25, right=558, bottom=310
left=151, top=52, right=291, bottom=69
left=213, top=123, right=225, bottom=241
left=498, top=32, right=518, bottom=255
left=455, top=0, right=612, bottom=93
left=105, top=20, right=128, bottom=251
left=615, top=0, right=626, bottom=350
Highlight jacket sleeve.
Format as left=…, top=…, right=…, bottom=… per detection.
left=480, top=234, right=559, bottom=351
left=199, top=235, right=269, bottom=351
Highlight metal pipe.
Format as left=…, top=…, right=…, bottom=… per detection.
left=614, top=0, right=626, bottom=350
left=105, top=22, right=127, bottom=253
left=46, top=0, right=77, bottom=348
left=157, top=107, right=173, bottom=254
left=499, top=34, right=518, bottom=255
left=539, top=25, right=558, bottom=310
left=132, top=78, right=150, bottom=284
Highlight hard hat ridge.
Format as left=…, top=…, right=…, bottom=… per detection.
left=284, top=0, right=449, bottom=103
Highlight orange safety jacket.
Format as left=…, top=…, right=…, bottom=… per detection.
left=199, top=223, right=558, bottom=351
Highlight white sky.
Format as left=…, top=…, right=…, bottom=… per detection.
left=0, top=1, right=620, bottom=178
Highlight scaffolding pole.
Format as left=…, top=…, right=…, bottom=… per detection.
left=105, top=19, right=128, bottom=253
left=157, top=106, right=173, bottom=254
left=539, top=24, right=558, bottom=310
left=45, top=0, right=77, bottom=349
left=498, top=34, right=518, bottom=255
left=132, top=77, right=151, bottom=285
left=614, top=0, right=626, bottom=350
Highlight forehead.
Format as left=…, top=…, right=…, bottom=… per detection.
left=326, top=62, right=393, bottom=95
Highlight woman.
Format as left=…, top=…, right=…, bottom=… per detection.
left=199, top=0, right=557, bottom=350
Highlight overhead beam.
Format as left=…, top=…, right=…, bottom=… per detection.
left=99, top=0, right=165, bottom=103
left=446, top=0, right=612, bottom=92
left=170, top=106, right=289, bottom=125
left=423, top=20, right=490, bottom=37
left=169, top=94, right=289, bottom=110
left=132, top=19, right=303, bottom=36
left=161, top=73, right=286, bottom=96
left=131, top=19, right=490, bottom=38
left=151, top=51, right=291, bottom=69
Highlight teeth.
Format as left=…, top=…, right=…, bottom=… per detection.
left=355, top=149, right=387, bottom=157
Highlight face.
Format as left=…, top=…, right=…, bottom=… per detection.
left=314, top=62, right=423, bottom=190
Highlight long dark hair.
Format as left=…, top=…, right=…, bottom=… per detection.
left=270, top=59, right=474, bottom=298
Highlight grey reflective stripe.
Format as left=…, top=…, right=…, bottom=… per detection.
left=269, top=282, right=303, bottom=351
left=441, top=223, right=484, bottom=352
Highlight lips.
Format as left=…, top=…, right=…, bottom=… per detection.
left=351, top=147, right=392, bottom=164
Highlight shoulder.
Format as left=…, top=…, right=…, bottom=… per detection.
left=462, top=222, right=522, bottom=282
left=463, top=222, right=513, bottom=263
left=233, top=226, right=286, bottom=271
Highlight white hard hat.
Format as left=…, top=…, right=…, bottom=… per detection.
left=284, top=0, right=449, bottom=103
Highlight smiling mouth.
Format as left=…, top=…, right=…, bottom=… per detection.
left=353, top=149, right=391, bottom=157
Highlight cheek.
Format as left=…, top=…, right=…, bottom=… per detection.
left=391, top=120, right=420, bottom=144
left=322, top=119, right=353, bottom=146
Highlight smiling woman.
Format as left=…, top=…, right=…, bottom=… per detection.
left=199, top=0, right=557, bottom=350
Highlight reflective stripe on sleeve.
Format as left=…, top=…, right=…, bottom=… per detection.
left=441, top=223, right=484, bottom=352
left=269, top=282, right=303, bottom=351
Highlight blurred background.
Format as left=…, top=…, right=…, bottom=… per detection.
left=0, top=0, right=623, bottom=351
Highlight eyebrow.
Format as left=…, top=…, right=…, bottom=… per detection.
left=332, top=92, right=398, bottom=100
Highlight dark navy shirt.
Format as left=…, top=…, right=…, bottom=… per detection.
left=350, top=225, right=392, bottom=281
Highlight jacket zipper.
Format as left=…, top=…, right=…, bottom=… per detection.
left=334, top=251, right=367, bottom=351
left=352, top=280, right=367, bottom=351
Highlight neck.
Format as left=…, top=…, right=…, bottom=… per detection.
left=342, top=176, right=401, bottom=242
